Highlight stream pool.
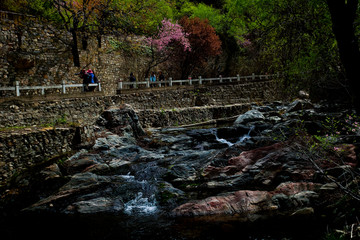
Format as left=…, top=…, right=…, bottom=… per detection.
left=2, top=211, right=326, bottom=240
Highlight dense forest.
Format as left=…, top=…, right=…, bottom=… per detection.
left=1, top=0, right=360, bottom=108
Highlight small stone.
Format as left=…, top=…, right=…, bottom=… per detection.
left=320, top=182, right=338, bottom=191
left=9, top=105, right=19, bottom=111
left=291, top=207, right=314, bottom=217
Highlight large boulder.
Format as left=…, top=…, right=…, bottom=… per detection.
left=172, top=181, right=320, bottom=220
left=72, top=197, right=124, bottom=214
left=234, top=110, right=265, bottom=125
left=286, top=99, right=314, bottom=113
left=202, top=142, right=284, bottom=179
left=172, top=190, right=273, bottom=218
left=97, top=104, right=145, bottom=138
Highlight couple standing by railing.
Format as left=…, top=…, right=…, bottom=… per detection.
left=148, top=71, right=166, bottom=88
left=128, top=71, right=166, bottom=89
left=76, top=68, right=99, bottom=92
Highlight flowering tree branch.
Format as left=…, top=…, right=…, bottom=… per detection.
left=144, top=19, right=191, bottom=77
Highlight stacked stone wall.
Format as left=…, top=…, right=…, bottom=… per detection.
left=0, top=126, right=95, bottom=182
left=0, top=80, right=279, bottom=128
left=0, top=14, right=147, bottom=96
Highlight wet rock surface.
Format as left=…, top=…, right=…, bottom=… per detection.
left=0, top=101, right=358, bottom=239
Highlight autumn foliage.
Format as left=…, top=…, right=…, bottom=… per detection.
left=178, top=17, right=222, bottom=78
left=180, top=17, right=221, bottom=58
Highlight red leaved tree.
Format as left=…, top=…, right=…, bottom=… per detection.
left=177, top=17, right=222, bottom=79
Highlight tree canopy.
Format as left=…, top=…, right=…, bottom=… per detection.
left=2, top=0, right=360, bottom=107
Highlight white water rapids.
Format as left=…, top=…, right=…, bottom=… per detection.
left=213, top=126, right=254, bottom=147
left=121, top=173, right=158, bottom=215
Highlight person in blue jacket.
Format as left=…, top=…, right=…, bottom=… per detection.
left=86, top=69, right=98, bottom=92
left=150, top=72, right=156, bottom=88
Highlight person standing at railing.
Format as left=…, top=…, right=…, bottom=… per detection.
left=86, top=69, right=98, bottom=92
left=76, top=68, right=89, bottom=92
left=158, top=71, right=165, bottom=87
left=129, top=72, right=136, bottom=89
left=150, top=72, right=156, bottom=88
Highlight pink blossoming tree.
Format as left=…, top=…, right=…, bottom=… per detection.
left=145, top=19, right=191, bottom=78
left=148, top=19, right=191, bottom=52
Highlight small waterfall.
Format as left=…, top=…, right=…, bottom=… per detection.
left=238, top=126, right=255, bottom=143
left=215, top=134, right=235, bottom=147
left=124, top=192, right=157, bottom=215
left=120, top=173, right=158, bottom=215
left=213, top=126, right=254, bottom=147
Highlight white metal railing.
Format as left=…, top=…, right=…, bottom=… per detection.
left=0, top=73, right=278, bottom=97
left=0, top=80, right=101, bottom=97
left=117, top=73, right=279, bottom=90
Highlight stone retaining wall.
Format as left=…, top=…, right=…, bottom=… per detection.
left=0, top=80, right=279, bottom=128
left=138, top=104, right=251, bottom=128
left=0, top=126, right=95, bottom=183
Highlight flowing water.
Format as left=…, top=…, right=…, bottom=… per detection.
left=213, top=126, right=255, bottom=147
left=124, top=192, right=158, bottom=215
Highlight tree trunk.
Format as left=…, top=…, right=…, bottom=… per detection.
left=71, top=29, right=80, bottom=67
left=327, top=0, right=360, bottom=111
left=97, top=35, right=102, bottom=48
left=81, top=34, right=88, bottom=50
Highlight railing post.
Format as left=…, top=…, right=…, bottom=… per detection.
left=118, top=79, right=123, bottom=90
left=169, top=77, right=173, bottom=87
left=41, top=87, right=45, bottom=95
left=146, top=78, right=150, bottom=88
left=15, top=81, right=20, bottom=96
left=237, top=74, right=240, bottom=82
left=188, top=76, right=192, bottom=85
left=252, top=73, right=255, bottom=80
left=219, top=75, right=223, bottom=83
left=98, top=82, right=101, bottom=91
left=62, top=80, right=66, bottom=94
left=199, top=76, right=202, bottom=85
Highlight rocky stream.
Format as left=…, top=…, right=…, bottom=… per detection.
left=1, top=100, right=359, bottom=240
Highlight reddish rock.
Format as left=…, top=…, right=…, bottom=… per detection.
left=336, top=144, right=357, bottom=167
left=173, top=190, right=274, bottom=217
left=202, top=165, right=240, bottom=179
left=202, top=142, right=284, bottom=179
left=173, top=181, right=320, bottom=219
left=228, top=142, right=284, bottom=168
left=273, top=182, right=321, bottom=195
left=317, top=144, right=358, bottom=169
